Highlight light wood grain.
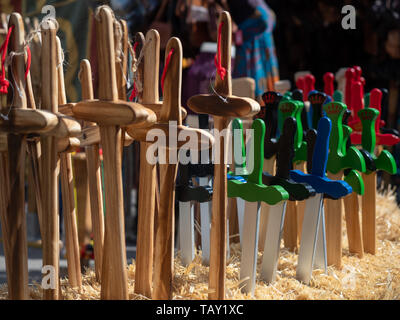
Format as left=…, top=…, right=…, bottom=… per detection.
left=2, top=13, right=29, bottom=299
left=79, top=59, right=104, bottom=282
left=60, top=153, right=82, bottom=288
left=153, top=162, right=178, bottom=299
left=57, top=36, right=82, bottom=289
left=283, top=201, right=298, bottom=251
left=96, top=6, right=128, bottom=299
left=134, top=30, right=158, bottom=298
left=99, top=126, right=128, bottom=299
left=152, top=37, right=182, bottom=300
left=344, top=192, right=364, bottom=257
left=325, top=171, right=344, bottom=268
left=0, top=108, right=58, bottom=134
left=72, top=153, right=92, bottom=253
left=40, top=19, right=60, bottom=300
left=362, top=172, right=377, bottom=254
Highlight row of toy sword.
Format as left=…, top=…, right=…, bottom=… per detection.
left=0, top=6, right=215, bottom=301
left=177, top=68, right=399, bottom=297
left=0, top=13, right=86, bottom=300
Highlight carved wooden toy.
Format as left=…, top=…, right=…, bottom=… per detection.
left=126, top=30, right=160, bottom=299
left=56, top=36, right=82, bottom=289
left=322, top=101, right=366, bottom=267
left=72, top=6, right=156, bottom=299
left=130, top=36, right=213, bottom=299
left=38, top=18, right=82, bottom=299
left=187, top=11, right=260, bottom=299
left=125, top=29, right=188, bottom=298
left=76, top=59, right=105, bottom=282
left=357, top=107, right=397, bottom=254
left=290, top=117, right=352, bottom=283
left=0, top=13, right=58, bottom=300
left=228, top=118, right=289, bottom=294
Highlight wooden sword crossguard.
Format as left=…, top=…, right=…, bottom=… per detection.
left=72, top=6, right=156, bottom=300
left=187, top=11, right=260, bottom=300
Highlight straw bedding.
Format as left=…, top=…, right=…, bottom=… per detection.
left=1, top=190, right=399, bottom=300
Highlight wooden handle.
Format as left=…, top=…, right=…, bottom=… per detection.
left=41, top=19, right=58, bottom=113
left=143, top=30, right=160, bottom=103
left=160, top=37, right=182, bottom=124
left=8, top=13, right=27, bottom=109
left=95, top=6, right=118, bottom=101
left=214, top=11, right=232, bottom=97
left=79, top=59, right=94, bottom=100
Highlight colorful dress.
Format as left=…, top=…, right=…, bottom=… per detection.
left=231, top=1, right=279, bottom=97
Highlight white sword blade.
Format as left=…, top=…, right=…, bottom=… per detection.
left=199, top=177, right=211, bottom=264
left=240, top=201, right=260, bottom=295
left=237, top=198, right=245, bottom=244
left=260, top=201, right=287, bottom=283
left=179, top=201, right=195, bottom=266
left=313, top=202, right=327, bottom=272
left=200, top=200, right=211, bottom=265
left=296, top=193, right=325, bottom=284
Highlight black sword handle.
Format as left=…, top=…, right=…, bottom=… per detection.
left=276, top=116, right=297, bottom=179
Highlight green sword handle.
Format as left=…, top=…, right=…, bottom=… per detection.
left=323, top=102, right=366, bottom=174
left=278, top=100, right=307, bottom=163
left=231, top=118, right=248, bottom=177
left=358, top=108, right=397, bottom=174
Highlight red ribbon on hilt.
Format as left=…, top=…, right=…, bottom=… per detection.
left=129, top=41, right=139, bottom=101
left=0, top=25, right=14, bottom=94
left=161, top=47, right=174, bottom=94
left=214, top=21, right=226, bottom=81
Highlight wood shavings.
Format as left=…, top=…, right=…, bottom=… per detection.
left=0, top=191, right=399, bottom=300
